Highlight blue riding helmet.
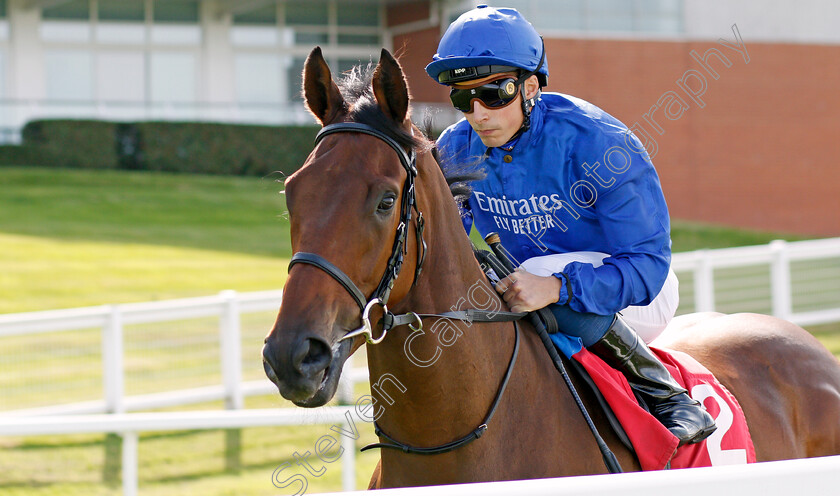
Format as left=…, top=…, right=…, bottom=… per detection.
left=426, top=4, right=548, bottom=87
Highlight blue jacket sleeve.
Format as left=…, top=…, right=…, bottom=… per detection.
left=563, top=145, right=671, bottom=316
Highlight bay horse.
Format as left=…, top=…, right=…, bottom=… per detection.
left=262, top=47, right=840, bottom=488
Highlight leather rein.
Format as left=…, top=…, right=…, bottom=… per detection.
left=287, top=122, right=523, bottom=455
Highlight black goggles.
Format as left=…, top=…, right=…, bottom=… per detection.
left=449, top=76, right=521, bottom=113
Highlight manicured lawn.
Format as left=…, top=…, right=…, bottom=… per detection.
left=0, top=167, right=291, bottom=313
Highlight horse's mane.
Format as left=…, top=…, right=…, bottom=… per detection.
left=336, top=63, right=483, bottom=204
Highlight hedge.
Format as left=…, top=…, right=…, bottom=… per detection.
left=0, top=119, right=321, bottom=177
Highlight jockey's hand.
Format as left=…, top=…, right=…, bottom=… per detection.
left=494, top=268, right=561, bottom=313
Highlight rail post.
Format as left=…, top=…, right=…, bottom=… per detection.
left=103, top=305, right=127, bottom=490
left=220, top=290, right=244, bottom=473
left=337, top=356, right=357, bottom=490
left=103, top=305, right=125, bottom=414
left=694, top=250, right=715, bottom=312
left=341, top=418, right=357, bottom=491
left=770, top=240, right=792, bottom=321
left=122, top=431, right=139, bottom=496
left=219, top=290, right=244, bottom=410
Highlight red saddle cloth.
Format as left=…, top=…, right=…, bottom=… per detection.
left=572, top=346, right=757, bottom=470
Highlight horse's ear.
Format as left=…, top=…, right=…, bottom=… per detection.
left=303, top=46, right=347, bottom=125
left=372, top=49, right=410, bottom=124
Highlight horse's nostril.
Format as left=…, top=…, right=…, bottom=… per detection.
left=294, top=337, right=332, bottom=376
left=262, top=342, right=280, bottom=378
left=263, top=359, right=278, bottom=383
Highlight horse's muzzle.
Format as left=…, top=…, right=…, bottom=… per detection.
left=262, top=333, right=351, bottom=407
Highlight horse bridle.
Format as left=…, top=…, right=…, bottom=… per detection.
left=288, top=122, right=427, bottom=345
left=286, top=121, right=529, bottom=457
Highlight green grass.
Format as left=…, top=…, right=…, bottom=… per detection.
left=0, top=166, right=837, bottom=495
left=0, top=167, right=289, bottom=255
left=0, top=167, right=291, bottom=313
left=671, top=219, right=808, bottom=253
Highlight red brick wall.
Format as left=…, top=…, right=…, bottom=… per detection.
left=395, top=32, right=840, bottom=237
left=394, top=27, right=444, bottom=103
left=385, top=1, right=429, bottom=26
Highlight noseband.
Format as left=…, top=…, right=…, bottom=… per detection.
left=288, top=122, right=426, bottom=344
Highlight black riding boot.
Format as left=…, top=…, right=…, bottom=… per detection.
left=589, top=316, right=717, bottom=446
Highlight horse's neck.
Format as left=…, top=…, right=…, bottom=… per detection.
left=364, top=150, right=515, bottom=444
left=363, top=152, right=636, bottom=482
left=398, top=150, right=489, bottom=312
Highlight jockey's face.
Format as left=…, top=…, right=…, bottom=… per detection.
left=454, top=73, right=540, bottom=148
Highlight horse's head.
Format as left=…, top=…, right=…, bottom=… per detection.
left=262, top=47, right=425, bottom=407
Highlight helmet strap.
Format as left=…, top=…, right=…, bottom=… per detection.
left=514, top=37, right=545, bottom=134
left=519, top=85, right=540, bottom=132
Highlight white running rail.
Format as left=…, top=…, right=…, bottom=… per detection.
left=315, top=455, right=840, bottom=496
left=0, top=237, right=838, bottom=495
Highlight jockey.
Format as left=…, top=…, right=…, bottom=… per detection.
left=427, top=5, right=716, bottom=446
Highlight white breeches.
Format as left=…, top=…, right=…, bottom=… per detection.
left=519, top=252, right=679, bottom=343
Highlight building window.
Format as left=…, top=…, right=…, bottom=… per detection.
left=98, top=0, right=145, bottom=22
left=634, top=0, right=683, bottom=34
left=486, top=0, right=684, bottom=35
left=97, top=51, right=145, bottom=102
left=42, top=0, right=90, bottom=20
left=336, top=1, right=379, bottom=27
left=294, top=32, right=328, bottom=45
left=0, top=52, right=5, bottom=98
left=151, top=0, right=201, bottom=44
left=153, top=0, right=199, bottom=23
left=444, top=0, right=475, bottom=24
left=233, top=5, right=277, bottom=25
left=285, top=1, right=328, bottom=26
left=588, top=0, right=634, bottom=32
left=150, top=52, right=196, bottom=102
left=233, top=0, right=383, bottom=107
left=45, top=50, right=94, bottom=100
left=235, top=54, right=282, bottom=104
left=286, top=56, right=306, bottom=102
left=337, top=58, right=370, bottom=74
left=337, top=33, right=380, bottom=45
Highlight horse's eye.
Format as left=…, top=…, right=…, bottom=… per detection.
left=378, top=194, right=397, bottom=213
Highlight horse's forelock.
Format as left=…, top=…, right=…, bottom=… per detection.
left=334, top=61, right=480, bottom=203
left=336, top=62, right=374, bottom=105
left=334, top=62, right=425, bottom=154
